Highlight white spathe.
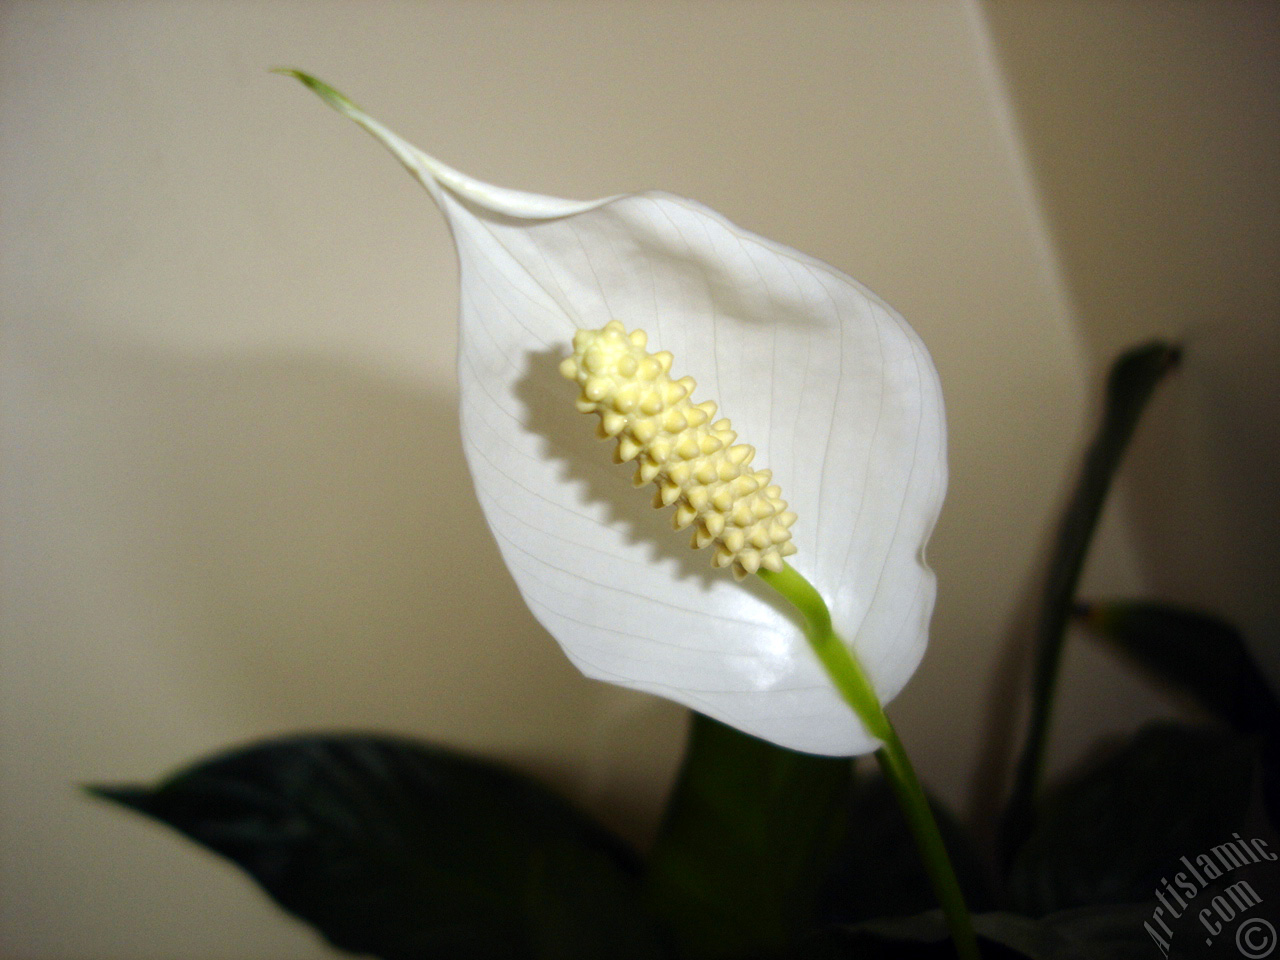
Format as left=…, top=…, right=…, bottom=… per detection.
left=288, top=72, right=947, bottom=756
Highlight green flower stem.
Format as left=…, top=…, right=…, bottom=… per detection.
left=758, top=563, right=980, bottom=960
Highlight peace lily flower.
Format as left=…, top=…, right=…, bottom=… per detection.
left=281, top=72, right=947, bottom=759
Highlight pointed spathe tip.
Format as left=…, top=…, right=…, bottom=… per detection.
left=271, top=67, right=365, bottom=116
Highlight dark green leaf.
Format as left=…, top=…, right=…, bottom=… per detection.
left=644, top=712, right=852, bottom=959
left=1004, top=341, right=1181, bottom=858
left=1076, top=601, right=1280, bottom=737
left=797, top=903, right=1154, bottom=960
left=89, top=733, right=667, bottom=960
left=821, top=775, right=994, bottom=925
left=1007, top=723, right=1255, bottom=917
left=974, top=904, right=1155, bottom=960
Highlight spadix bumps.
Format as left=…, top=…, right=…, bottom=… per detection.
left=561, top=321, right=798, bottom=579
left=285, top=71, right=947, bottom=754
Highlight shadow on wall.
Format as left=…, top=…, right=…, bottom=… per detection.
left=1121, top=317, right=1280, bottom=687
left=22, top=326, right=685, bottom=844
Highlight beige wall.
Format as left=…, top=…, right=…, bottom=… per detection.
left=983, top=2, right=1280, bottom=688
left=4, top=2, right=1266, bottom=957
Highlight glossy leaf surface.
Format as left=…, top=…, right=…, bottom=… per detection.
left=90, top=734, right=666, bottom=960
